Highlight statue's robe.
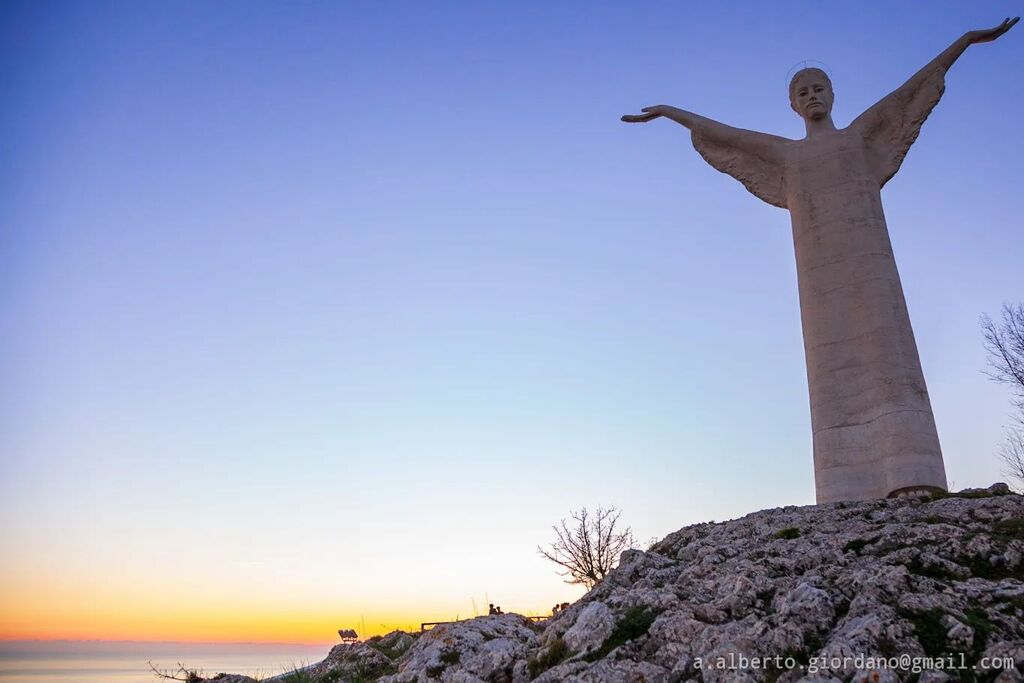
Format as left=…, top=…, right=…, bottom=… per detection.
left=692, top=66, right=949, bottom=503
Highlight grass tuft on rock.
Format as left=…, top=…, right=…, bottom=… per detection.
left=898, top=607, right=948, bottom=657
left=905, top=557, right=960, bottom=581
left=368, top=641, right=411, bottom=661
left=960, top=553, right=1016, bottom=580
left=842, top=536, right=877, bottom=554
left=774, top=527, right=801, bottom=540
left=527, top=636, right=569, bottom=679
left=963, top=607, right=994, bottom=664
left=584, top=606, right=661, bottom=662
left=992, top=517, right=1024, bottom=540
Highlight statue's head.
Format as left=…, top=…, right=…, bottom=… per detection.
left=789, top=68, right=833, bottom=121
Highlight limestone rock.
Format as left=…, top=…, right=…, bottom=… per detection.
left=561, top=602, right=614, bottom=655
left=380, top=613, right=537, bottom=683
left=200, top=486, right=1024, bottom=682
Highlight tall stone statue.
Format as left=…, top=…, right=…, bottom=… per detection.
left=623, top=18, right=1019, bottom=503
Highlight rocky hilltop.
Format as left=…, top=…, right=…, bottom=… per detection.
left=198, top=485, right=1024, bottom=682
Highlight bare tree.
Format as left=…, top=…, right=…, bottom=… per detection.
left=538, top=506, right=636, bottom=588
left=999, top=429, right=1024, bottom=490
left=982, top=303, right=1024, bottom=491
left=983, top=303, right=1024, bottom=407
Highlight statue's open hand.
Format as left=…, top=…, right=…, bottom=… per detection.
left=967, top=16, right=1019, bottom=44
left=621, top=106, right=668, bottom=123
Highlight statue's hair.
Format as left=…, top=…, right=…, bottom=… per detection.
left=789, top=68, right=833, bottom=101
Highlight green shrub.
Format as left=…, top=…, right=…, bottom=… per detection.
left=993, top=517, right=1024, bottom=540
left=905, top=557, right=959, bottom=581
left=584, top=606, right=661, bottom=662
left=279, top=668, right=314, bottom=683
left=898, top=607, right=947, bottom=657
left=842, top=537, right=876, bottom=554
left=960, top=553, right=1016, bottom=580
left=527, top=637, right=569, bottom=678
left=963, top=607, right=994, bottom=664
left=369, top=640, right=411, bottom=661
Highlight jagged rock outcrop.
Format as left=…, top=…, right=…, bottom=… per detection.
left=383, top=613, right=537, bottom=682
left=260, top=630, right=421, bottom=682
left=199, top=485, right=1024, bottom=682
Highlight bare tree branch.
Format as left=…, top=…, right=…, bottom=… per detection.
left=983, top=303, right=1024, bottom=492
left=537, top=506, right=636, bottom=588
left=982, top=303, right=1024, bottom=404
left=149, top=661, right=205, bottom=682
left=999, top=428, right=1024, bottom=493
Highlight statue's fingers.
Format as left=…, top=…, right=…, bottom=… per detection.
left=996, top=18, right=1017, bottom=37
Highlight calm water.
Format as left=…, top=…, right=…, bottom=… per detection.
left=0, top=643, right=331, bottom=683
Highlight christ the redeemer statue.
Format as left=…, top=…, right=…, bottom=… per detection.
left=623, top=18, right=1018, bottom=503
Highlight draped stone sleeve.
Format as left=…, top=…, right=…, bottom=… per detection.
left=690, top=128, right=789, bottom=209
left=851, top=64, right=946, bottom=188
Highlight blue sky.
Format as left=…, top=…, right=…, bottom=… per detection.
left=1, top=1, right=1021, bottom=641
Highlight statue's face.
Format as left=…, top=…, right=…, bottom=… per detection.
left=789, top=70, right=833, bottom=121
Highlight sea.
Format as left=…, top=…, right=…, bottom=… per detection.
left=0, top=641, right=331, bottom=683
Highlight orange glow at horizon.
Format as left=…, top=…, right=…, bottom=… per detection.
left=0, top=614, right=410, bottom=645
left=0, top=563, right=575, bottom=645
left=0, top=586, right=497, bottom=644
left=0, top=597, right=454, bottom=644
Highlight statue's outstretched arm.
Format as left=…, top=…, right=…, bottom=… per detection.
left=622, top=106, right=784, bottom=161
left=621, top=105, right=790, bottom=209
left=917, top=18, right=1017, bottom=86
left=853, top=17, right=1018, bottom=186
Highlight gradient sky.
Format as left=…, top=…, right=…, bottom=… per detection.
left=1, top=1, right=1022, bottom=644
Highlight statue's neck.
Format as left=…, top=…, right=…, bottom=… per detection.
left=804, top=116, right=837, bottom=138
